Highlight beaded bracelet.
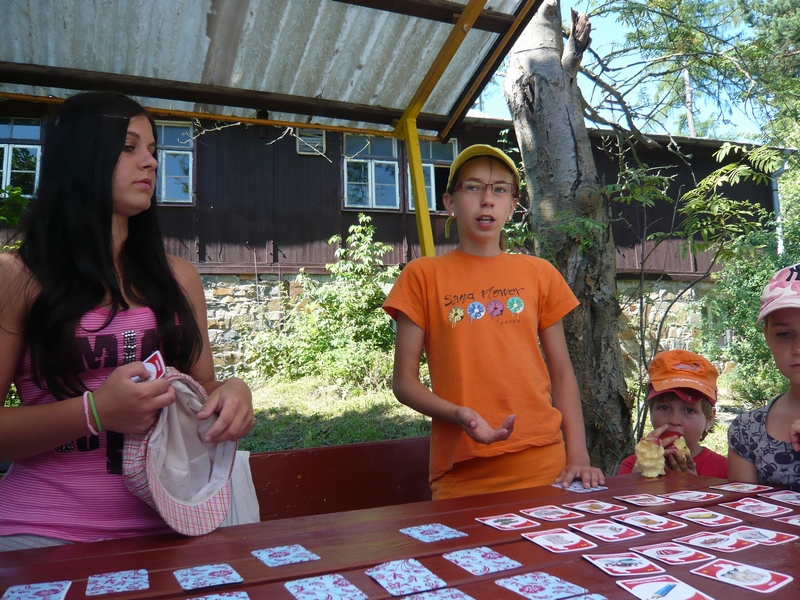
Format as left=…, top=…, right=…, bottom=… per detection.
left=83, top=391, right=99, bottom=436
left=88, top=391, right=102, bottom=433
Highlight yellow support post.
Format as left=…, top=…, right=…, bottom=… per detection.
left=402, top=117, right=435, bottom=257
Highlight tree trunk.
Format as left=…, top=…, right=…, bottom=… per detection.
left=504, top=0, right=631, bottom=474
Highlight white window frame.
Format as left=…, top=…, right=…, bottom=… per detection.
left=0, top=144, right=41, bottom=196
left=407, top=139, right=457, bottom=212
left=155, top=121, right=194, bottom=205
left=343, top=135, right=399, bottom=210
left=296, top=129, right=326, bottom=155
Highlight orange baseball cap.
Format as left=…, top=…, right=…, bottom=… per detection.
left=647, top=349, right=718, bottom=405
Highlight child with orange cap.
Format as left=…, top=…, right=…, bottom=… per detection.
left=617, top=349, right=727, bottom=478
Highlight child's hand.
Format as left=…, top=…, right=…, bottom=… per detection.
left=197, top=377, right=254, bottom=444
left=791, top=419, right=800, bottom=452
left=555, top=462, right=605, bottom=489
left=93, top=363, right=176, bottom=434
left=665, top=447, right=697, bottom=475
left=456, top=407, right=515, bottom=445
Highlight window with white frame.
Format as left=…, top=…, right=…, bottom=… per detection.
left=343, top=134, right=399, bottom=209
left=408, top=139, right=457, bottom=212
left=154, top=121, right=193, bottom=204
left=0, top=117, right=42, bottom=195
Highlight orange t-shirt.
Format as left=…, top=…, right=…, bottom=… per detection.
left=383, top=250, right=579, bottom=482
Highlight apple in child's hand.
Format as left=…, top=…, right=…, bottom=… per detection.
left=659, top=431, right=683, bottom=448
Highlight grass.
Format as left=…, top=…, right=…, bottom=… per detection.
left=238, top=376, right=431, bottom=453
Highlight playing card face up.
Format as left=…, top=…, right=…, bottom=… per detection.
left=252, top=544, right=321, bottom=567
left=719, top=525, right=799, bottom=545
left=405, top=589, right=476, bottom=600
left=691, top=558, right=793, bottom=593
left=0, top=581, right=71, bottom=600
left=710, top=482, right=773, bottom=493
left=365, top=558, right=447, bottom=596
left=775, top=515, right=800, bottom=527
left=612, top=511, right=687, bottom=532
left=614, top=494, right=674, bottom=507
left=400, top=523, right=468, bottom=542
left=173, top=564, right=243, bottom=591
left=552, top=481, right=609, bottom=493
left=495, top=571, right=588, bottom=600
left=658, top=490, right=723, bottom=502
left=475, top=513, right=540, bottom=530
left=562, top=500, right=626, bottom=514
left=285, top=574, right=367, bottom=600
left=520, top=505, right=583, bottom=521
left=582, top=552, right=665, bottom=576
left=522, top=528, right=597, bottom=553
left=673, top=531, right=758, bottom=553
left=668, top=508, right=742, bottom=526
left=569, top=519, right=645, bottom=542
left=719, top=498, right=793, bottom=517
left=630, top=541, right=715, bottom=565
left=86, top=569, right=149, bottom=595
left=759, top=489, right=800, bottom=506
left=131, top=349, right=166, bottom=382
left=616, top=574, right=713, bottom=600
left=442, top=546, right=522, bottom=576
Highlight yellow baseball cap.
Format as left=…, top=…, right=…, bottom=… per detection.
left=446, top=144, right=520, bottom=193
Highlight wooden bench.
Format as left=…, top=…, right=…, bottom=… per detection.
left=249, top=437, right=431, bottom=521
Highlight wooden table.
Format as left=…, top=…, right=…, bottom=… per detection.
left=2, top=473, right=799, bottom=599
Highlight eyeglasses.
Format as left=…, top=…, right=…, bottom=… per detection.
left=452, top=180, right=517, bottom=197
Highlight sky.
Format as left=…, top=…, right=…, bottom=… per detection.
left=475, top=4, right=762, bottom=140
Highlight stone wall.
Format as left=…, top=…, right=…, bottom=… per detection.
left=203, top=275, right=712, bottom=379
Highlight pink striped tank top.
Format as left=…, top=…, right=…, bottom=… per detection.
left=0, top=307, right=173, bottom=541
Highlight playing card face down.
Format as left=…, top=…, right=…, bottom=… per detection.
left=404, top=589, right=476, bottom=600
left=173, top=564, right=243, bottom=591
left=185, top=593, right=251, bottom=600
left=569, top=519, right=645, bottom=542
left=365, top=558, right=447, bottom=596
left=630, top=541, right=715, bottom=565
left=552, top=481, right=608, bottom=493
left=0, top=581, right=71, bottom=600
left=582, top=552, right=665, bottom=576
left=495, top=571, right=588, bottom=600
left=400, top=523, right=468, bottom=542
left=475, top=513, right=540, bottom=530
left=442, top=546, right=522, bottom=576
left=612, top=511, right=686, bottom=532
left=667, top=508, right=742, bottom=526
left=520, top=505, right=583, bottom=521
left=252, top=544, right=320, bottom=567
left=285, top=574, right=367, bottom=600
left=719, top=498, right=793, bottom=517
left=691, top=558, right=793, bottom=593
left=86, top=569, right=149, bottom=595
left=616, top=574, right=713, bottom=600
left=522, top=528, right=597, bottom=553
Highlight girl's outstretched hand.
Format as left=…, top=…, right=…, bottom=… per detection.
left=92, top=362, right=177, bottom=435
left=456, top=407, right=515, bottom=445
left=197, top=377, right=254, bottom=443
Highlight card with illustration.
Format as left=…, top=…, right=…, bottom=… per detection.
left=673, top=531, right=758, bottom=553
left=86, top=569, right=149, bottom=595
left=173, top=564, right=243, bottom=591
left=520, top=504, right=584, bottom=521
left=612, top=511, right=687, bottom=532
left=582, top=552, right=665, bottom=576
left=552, top=481, right=609, bottom=493
left=366, top=558, right=447, bottom=596
left=616, top=574, right=713, bottom=600
left=404, top=590, right=476, bottom=600
left=630, top=541, right=715, bottom=565
left=667, top=508, right=742, bottom=527
left=658, top=490, right=723, bottom=503
left=495, top=571, right=588, bottom=600
left=442, top=546, right=522, bottom=576
left=284, top=574, right=368, bottom=600
left=710, top=482, right=773, bottom=493
left=475, top=513, right=540, bottom=530
left=400, top=523, right=468, bottom=542
left=719, top=525, right=798, bottom=546
left=759, top=489, right=800, bottom=506
left=0, top=581, right=71, bottom=600
left=563, top=500, right=627, bottom=514
left=691, top=558, right=793, bottom=593
left=522, top=528, right=598, bottom=553
left=774, top=514, right=800, bottom=527
left=614, top=494, right=674, bottom=507
left=252, top=544, right=321, bottom=567
left=131, top=350, right=166, bottom=382
left=570, top=519, right=645, bottom=542
left=719, top=498, right=793, bottom=517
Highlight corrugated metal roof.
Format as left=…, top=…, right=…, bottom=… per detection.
left=0, top=0, right=539, bottom=137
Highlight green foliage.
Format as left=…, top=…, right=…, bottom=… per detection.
left=241, top=214, right=399, bottom=391
left=549, top=212, right=605, bottom=257
left=1, top=186, right=28, bottom=253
